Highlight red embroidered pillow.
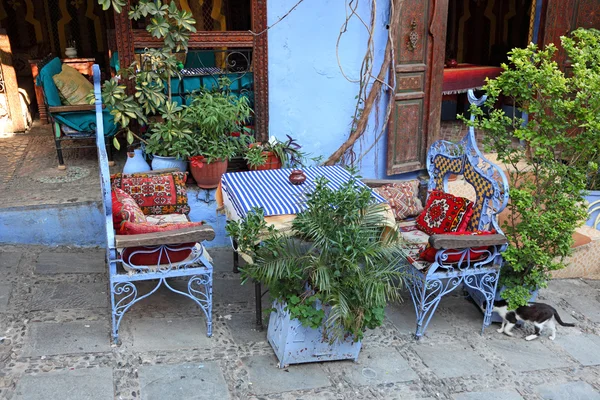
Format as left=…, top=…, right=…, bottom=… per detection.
left=111, top=172, right=190, bottom=216
left=112, top=187, right=147, bottom=230
left=418, top=230, right=496, bottom=262
left=374, top=180, right=424, bottom=220
left=416, top=190, right=473, bottom=235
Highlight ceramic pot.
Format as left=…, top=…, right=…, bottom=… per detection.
left=65, top=47, right=78, bottom=58
left=446, top=59, right=458, bottom=68
left=190, top=156, right=228, bottom=189
left=249, top=151, right=282, bottom=171
left=289, top=169, right=307, bottom=185
left=123, top=148, right=151, bottom=174
left=151, top=155, right=188, bottom=172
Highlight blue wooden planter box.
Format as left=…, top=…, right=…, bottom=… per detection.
left=267, top=300, right=362, bottom=368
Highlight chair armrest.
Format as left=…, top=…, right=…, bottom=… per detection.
left=362, top=179, right=404, bottom=188
left=48, top=105, right=96, bottom=113
left=115, top=225, right=215, bottom=248
left=428, top=233, right=507, bottom=250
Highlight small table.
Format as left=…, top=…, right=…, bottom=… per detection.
left=29, top=58, right=95, bottom=124
left=218, top=166, right=389, bottom=328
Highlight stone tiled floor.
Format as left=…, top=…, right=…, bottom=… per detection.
left=1, top=245, right=600, bottom=399
left=0, top=123, right=125, bottom=209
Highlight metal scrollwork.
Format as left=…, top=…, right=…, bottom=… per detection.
left=407, top=20, right=419, bottom=52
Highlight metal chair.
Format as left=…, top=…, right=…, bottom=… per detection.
left=36, top=55, right=118, bottom=169
left=91, top=64, right=215, bottom=344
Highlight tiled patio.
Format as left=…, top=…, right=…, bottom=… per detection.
left=1, top=245, right=600, bottom=399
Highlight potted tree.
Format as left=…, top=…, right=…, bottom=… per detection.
left=466, top=28, right=600, bottom=309
left=226, top=177, right=407, bottom=367
left=244, top=135, right=304, bottom=171
left=186, top=79, right=252, bottom=188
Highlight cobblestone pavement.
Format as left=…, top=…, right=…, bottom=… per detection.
left=0, top=245, right=600, bottom=400
left=0, top=123, right=125, bottom=209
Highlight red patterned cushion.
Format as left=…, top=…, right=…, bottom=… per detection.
left=112, top=188, right=147, bottom=230
left=374, top=180, right=423, bottom=220
left=418, top=230, right=496, bottom=262
left=120, top=221, right=204, bottom=266
left=111, top=172, right=190, bottom=216
left=120, top=221, right=203, bottom=235
left=416, top=190, right=473, bottom=235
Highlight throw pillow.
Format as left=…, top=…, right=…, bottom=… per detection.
left=416, top=190, right=473, bottom=235
left=418, top=230, right=496, bottom=262
left=111, top=172, right=190, bottom=216
left=52, top=65, right=93, bottom=105
left=374, top=180, right=423, bottom=220
left=112, top=188, right=147, bottom=231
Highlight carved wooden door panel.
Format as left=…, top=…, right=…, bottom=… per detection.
left=387, top=0, right=448, bottom=175
left=543, top=0, right=600, bottom=66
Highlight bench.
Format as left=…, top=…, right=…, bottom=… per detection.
left=366, top=90, right=510, bottom=339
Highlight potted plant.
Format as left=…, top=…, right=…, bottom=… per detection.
left=244, top=135, right=304, bottom=171
left=466, top=28, right=600, bottom=310
left=185, top=78, right=252, bottom=188
left=96, top=0, right=197, bottom=163
left=226, top=177, right=406, bottom=367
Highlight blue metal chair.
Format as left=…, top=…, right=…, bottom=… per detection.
left=91, top=65, right=215, bottom=344
left=407, top=90, right=510, bottom=338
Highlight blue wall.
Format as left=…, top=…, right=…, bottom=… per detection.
left=267, top=0, right=393, bottom=179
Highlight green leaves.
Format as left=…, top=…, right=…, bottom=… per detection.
left=229, top=175, right=408, bottom=341
left=466, top=29, right=600, bottom=308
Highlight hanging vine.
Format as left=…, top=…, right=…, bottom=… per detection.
left=325, top=0, right=403, bottom=166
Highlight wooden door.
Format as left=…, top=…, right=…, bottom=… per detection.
left=542, top=0, right=600, bottom=66
left=386, top=0, right=448, bottom=175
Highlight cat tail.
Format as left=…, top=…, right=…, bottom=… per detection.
left=554, top=310, right=575, bottom=327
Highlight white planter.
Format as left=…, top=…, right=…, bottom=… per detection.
left=123, top=148, right=151, bottom=174
left=267, top=300, right=362, bottom=368
left=151, top=155, right=187, bottom=172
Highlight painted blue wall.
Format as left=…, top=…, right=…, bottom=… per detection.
left=267, top=0, right=393, bottom=179
left=0, top=188, right=229, bottom=248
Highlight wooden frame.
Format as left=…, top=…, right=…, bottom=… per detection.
left=114, top=0, right=269, bottom=141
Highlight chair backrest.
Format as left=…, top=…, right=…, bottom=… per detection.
left=426, top=90, right=509, bottom=233
left=37, top=57, right=63, bottom=107
left=92, top=64, right=117, bottom=268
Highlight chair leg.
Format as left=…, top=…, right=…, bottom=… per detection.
left=106, top=140, right=115, bottom=167
left=406, top=272, right=463, bottom=339
left=53, top=122, right=66, bottom=170
left=464, top=271, right=500, bottom=334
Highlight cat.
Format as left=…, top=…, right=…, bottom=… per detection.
left=492, top=299, right=575, bottom=341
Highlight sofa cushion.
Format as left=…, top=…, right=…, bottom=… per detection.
left=52, top=64, right=93, bottom=105
left=112, top=188, right=147, bottom=231
left=374, top=180, right=423, bottom=220
left=416, top=190, right=473, bottom=235
left=111, top=172, right=190, bottom=215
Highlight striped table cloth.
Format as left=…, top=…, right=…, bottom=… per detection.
left=221, top=166, right=387, bottom=218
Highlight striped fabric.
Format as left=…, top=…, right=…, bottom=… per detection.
left=221, top=166, right=387, bottom=218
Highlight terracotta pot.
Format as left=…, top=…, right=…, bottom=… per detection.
left=250, top=151, right=282, bottom=171
left=288, top=169, right=307, bottom=185
left=189, top=156, right=228, bottom=189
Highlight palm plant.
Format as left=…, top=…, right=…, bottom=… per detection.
left=228, top=177, right=408, bottom=341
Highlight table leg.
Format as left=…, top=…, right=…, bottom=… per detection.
left=255, top=281, right=263, bottom=330
left=232, top=238, right=239, bottom=273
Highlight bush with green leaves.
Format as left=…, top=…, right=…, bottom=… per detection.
left=227, top=177, right=407, bottom=342
left=466, top=28, right=600, bottom=309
